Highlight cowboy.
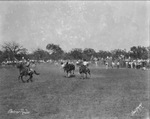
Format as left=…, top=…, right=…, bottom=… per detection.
left=25, top=59, right=32, bottom=73
left=22, top=57, right=26, bottom=64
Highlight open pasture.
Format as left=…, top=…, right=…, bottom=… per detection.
left=0, top=63, right=149, bottom=119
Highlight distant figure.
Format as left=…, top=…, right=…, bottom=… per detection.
left=126, top=62, right=128, bottom=68
left=61, top=61, right=66, bottom=70
left=105, top=62, right=108, bottom=69
left=95, top=61, right=98, bottom=67
left=111, top=61, right=115, bottom=68
left=130, top=61, right=133, bottom=68
left=117, top=61, right=120, bottom=68
left=22, top=57, right=26, bottom=64
left=76, top=60, right=82, bottom=66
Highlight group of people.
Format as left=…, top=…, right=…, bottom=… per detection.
left=125, top=59, right=148, bottom=69
left=61, top=59, right=89, bottom=71
left=104, top=61, right=120, bottom=69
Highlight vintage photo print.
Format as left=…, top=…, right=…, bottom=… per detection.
left=0, top=1, right=149, bottom=119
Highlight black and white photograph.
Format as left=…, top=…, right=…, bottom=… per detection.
left=0, top=1, right=149, bottom=119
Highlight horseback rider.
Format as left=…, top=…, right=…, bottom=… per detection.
left=82, top=59, right=89, bottom=69
left=22, top=57, right=32, bottom=73
left=25, top=59, right=30, bottom=68
left=25, top=59, right=34, bottom=73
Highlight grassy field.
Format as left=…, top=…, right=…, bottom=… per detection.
left=0, top=63, right=149, bottom=119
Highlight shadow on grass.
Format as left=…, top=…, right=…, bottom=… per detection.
left=64, top=74, right=76, bottom=78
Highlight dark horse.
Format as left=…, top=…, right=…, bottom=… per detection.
left=16, top=63, right=40, bottom=83
left=79, top=65, right=91, bottom=79
left=62, top=62, right=75, bottom=77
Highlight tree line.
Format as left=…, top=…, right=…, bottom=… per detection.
left=0, top=41, right=149, bottom=63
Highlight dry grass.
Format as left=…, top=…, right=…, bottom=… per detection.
left=0, top=63, right=149, bottom=119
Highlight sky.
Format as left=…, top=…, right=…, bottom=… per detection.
left=0, top=1, right=149, bottom=52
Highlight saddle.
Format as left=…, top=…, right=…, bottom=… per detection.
left=23, top=66, right=32, bottom=74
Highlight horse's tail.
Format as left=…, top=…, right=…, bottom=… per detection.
left=34, top=70, right=40, bottom=75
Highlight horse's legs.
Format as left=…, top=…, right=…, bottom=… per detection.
left=68, top=71, right=71, bottom=77
left=26, top=75, right=30, bottom=83
left=28, top=74, right=33, bottom=82
left=66, top=71, right=68, bottom=77
left=21, top=75, right=25, bottom=83
left=85, top=73, right=87, bottom=79
left=26, top=79, right=29, bottom=83
left=18, top=75, right=20, bottom=81
left=80, top=73, right=82, bottom=79
left=88, top=70, right=91, bottom=78
left=82, top=73, right=84, bottom=79
left=73, top=70, right=74, bottom=74
left=30, top=74, right=33, bottom=82
left=83, top=72, right=86, bottom=79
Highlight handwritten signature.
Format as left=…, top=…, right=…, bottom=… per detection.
left=131, top=103, right=144, bottom=116
left=8, top=109, right=30, bottom=115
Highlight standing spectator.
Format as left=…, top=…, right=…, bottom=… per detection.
left=105, top=62, right=108, bottom=69
left=130, top=61, right=133, bottom=68
left=111, top=61, right=115, bottom=68
left=126, top=61, right=128, bottom=68
left=117, top=61, right=120, bottom=68
left=95, top=61, right=98, bottom=67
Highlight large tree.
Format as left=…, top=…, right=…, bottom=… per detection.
left=83, top=48, right=96, bottom=60
left=1, top=41, right=27, bottom=61
left=97, top=50, right=111, bottom=59
left=111, top=49, right=127, bottom=59
left=147, top=46, right=150, bottom=59
left=32, top=48, right=50, bottom=61
left=69, top=48, right=83, bottom=60
left=46, top=43, right=64, bottom=60
left=0, top=50, right=3, bottom=63
left=130, top=46, right=148, bottom=59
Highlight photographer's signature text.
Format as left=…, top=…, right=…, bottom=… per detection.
left=8, top=109, right=30, bottom=115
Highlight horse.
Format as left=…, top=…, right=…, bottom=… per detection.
left=16, top=63, right=40, bottom=83
left=62, top=62, right=75, bottom=77
left=79, top=65, right=91, bottom=79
